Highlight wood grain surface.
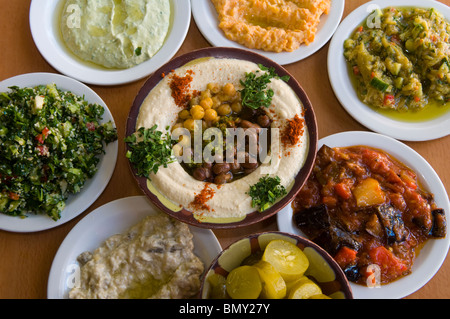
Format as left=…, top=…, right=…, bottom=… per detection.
left=0, top=0, right=448, bottom=299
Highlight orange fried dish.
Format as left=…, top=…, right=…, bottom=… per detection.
left=211, top=0, right=331, bottom=52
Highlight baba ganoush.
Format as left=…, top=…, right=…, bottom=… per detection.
left=60, top=0, right=171, bottom=69
left=68, top=213, right=204, bottom=299
left=134, top=58, right=309, bottom=221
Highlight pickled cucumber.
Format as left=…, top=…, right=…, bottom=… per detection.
left=226, top=265, right=262, bottom=299
left=288, top=277, right=322, bottom=299
left=254, top=260, right=286, bottom=299
left=262, top=239, right=309, bottom=282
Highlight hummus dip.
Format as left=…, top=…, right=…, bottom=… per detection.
left=68, top=213, right=204, bottom=299
left=136, top=58, right=309, bottom=221
left=60, top=0, right=171, bottom=69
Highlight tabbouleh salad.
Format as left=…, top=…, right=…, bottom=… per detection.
left=0, top=83, right=117, bottom=221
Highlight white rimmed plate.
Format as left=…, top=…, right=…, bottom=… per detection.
left=47, top=196, right=222, bottom=299
left=0, top=72, right=118, bottom=232
left=277, top=131, right=450, bottom=299
left=29, top=0, right=191, bottom=86
left=191, top=0, right=345, bottom=65
left=327, top=0, right=450, bottom=141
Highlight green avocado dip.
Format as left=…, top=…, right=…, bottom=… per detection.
left=343, top=7, right=449, bottom=113
left=0, top=84, right=117, bottom=220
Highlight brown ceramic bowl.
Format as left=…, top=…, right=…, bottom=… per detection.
left=126, top=47, right=318, bottom=229
left=201, top=231, right=353, bottom=299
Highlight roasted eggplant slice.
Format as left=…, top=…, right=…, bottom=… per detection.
left=293, top=204, right=331, bottom=229
left=430, top=209, right=447, bottom=238
left=375, top=204, right=409, bottom=244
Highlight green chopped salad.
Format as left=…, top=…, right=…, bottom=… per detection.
left=0, top=83, right=117, bottom=220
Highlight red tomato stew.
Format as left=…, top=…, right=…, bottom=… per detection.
left=293, top=145, right=447, bottom=285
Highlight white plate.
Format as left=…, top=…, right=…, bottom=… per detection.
left=47, top=196, right=222, bottom=299
left=191, top=0, right=345, bottom=65
left=29, top=0, right=191, bottom=86
left=277, top=131, right=450, bottom=299
left=0, top=73, right=118, bottom=232
left=327, top=0, right=450, bottom=141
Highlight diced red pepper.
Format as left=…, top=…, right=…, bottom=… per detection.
left=383, top=94, right=395, bottom=106
left=353, top=66, right=360, bottom=75
left=414, top=96, right=420, bottom=102
left=334, top=246, right=358, bottom=268
left=357, top=26, right=363, bottom=33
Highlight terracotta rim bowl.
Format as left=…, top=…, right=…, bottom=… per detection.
left=200, top=231, right=353, bottom=299
left=126, top=47, right=318, bottom=229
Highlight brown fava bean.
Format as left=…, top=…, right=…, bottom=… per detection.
left=193, top=167, right=210, bottom=181
left=215, top=173, right=232, bottom=184
left=257, top=115, right=271, bottom=128
left=213, top=163, right=230, bottom=175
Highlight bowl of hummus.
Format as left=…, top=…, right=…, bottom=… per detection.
left=125, top=47, right=318, bottom=229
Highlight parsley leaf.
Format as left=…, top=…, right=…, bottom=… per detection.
left=247, top=175, right=287, bottom=212
left=125, top=125, right=176, bottom=178
left=135, top=47, right=142, bottom=56
left=239, top=64, right=290, bottom=110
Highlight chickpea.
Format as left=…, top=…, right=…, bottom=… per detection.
left=178, top=134, right=191, bottom=147
left=207, top=83, right=220, bottom=94
left=189, top=96, right=200, bottom=107
left=184, top=118, right=196, bottom=131
left=200, top=97, right=214, bottom=109
left=190, top=105, right=205, bottom=120
left=204, top=108, right=218, bottom=122
left=200, top=89, right=211, bottom=99
left=171, top=122, right=184, bottom=132
left=179, top=109, right=191, bottom=120
left=222, top=83, right=236, bottom=96
left=231, top=101, right=242, bottom=114
left=217, top=103, right=232, bottom=116
left=211, top=96, right=222, bottom=109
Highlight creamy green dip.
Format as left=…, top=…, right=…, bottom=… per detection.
left=60, top=0, right=171, bottom=69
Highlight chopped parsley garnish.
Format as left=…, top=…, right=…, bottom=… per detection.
left=248, top=175, right=287, bottom=212
left=135, top=47, right=142, bottom=56
left=125, top=125, right=176, bottom=178
left=0, top=84, right=117, bottom=220
left=239, top=64, right=290, bottom=110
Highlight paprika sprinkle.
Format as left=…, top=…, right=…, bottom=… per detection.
left=169, top=70, right=196, bottom=108
left=190, top=183, right=215, bottom=212
left=281, top=113, right=305, bottom=147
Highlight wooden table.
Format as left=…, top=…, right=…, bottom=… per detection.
left=0, top=0, right=449, bottom=299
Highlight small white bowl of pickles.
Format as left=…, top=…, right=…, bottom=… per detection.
left=201, top=231, right=353, bottom=299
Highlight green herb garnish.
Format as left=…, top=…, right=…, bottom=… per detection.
left=247, top=175, right=287, bottom=212
left=135, top=47, right=142, bottom=56
left=239, top=64, right=290, bottom=110
left=125, top=125, right=176, bottom=178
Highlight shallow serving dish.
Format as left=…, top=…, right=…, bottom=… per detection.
left=277, top=131, right=450, bottom=299
left=327, top=0, right=450, bottom=141
left=47, top=196, right=222, bottom=299
left=192, top=0, right=345, bottom=65
left=126, top=47, right=318, bottom=229
left=200, top=231, right=353, bottom=299
left=0, top=72, right=117, bottom=233
left=29, top=0, right=191, bottom=86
